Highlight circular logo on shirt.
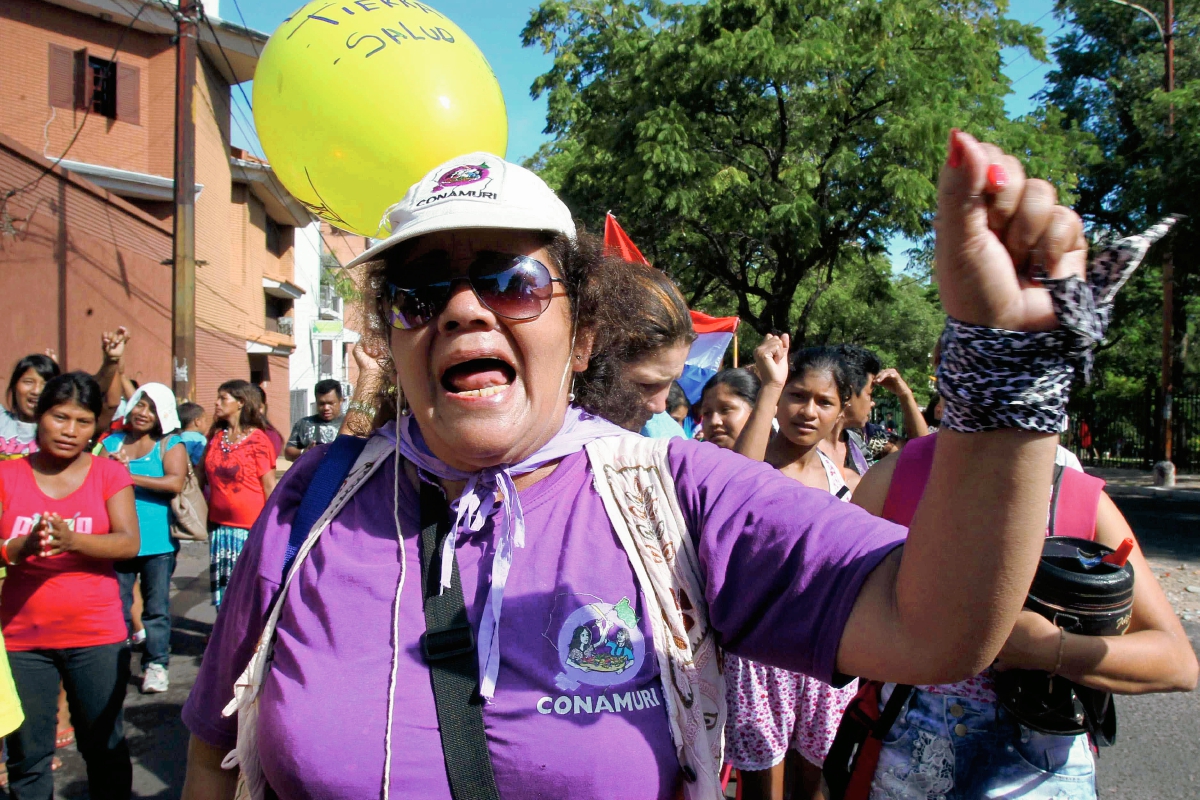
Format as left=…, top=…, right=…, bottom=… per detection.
left=556, top=597, right=645, bottom=688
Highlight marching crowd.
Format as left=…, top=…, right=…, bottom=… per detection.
left=0, top=134, right=1194, bottom=800
left=0, top=331, right=349, bottom=797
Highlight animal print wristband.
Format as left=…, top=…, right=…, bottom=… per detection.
left=936, top=319, right=1075, bottom=433
left=937, top=215, right=1180, bottom=434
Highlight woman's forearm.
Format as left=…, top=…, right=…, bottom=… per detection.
left=72, top=530, right=141, bottom=561
left=182, top=735, right=238, bottom=800
left=899, top=430, right=1056, bottom=678
left=898, top=389, right=929, bottom=439
left=1057, top=629, right=1199, bottom=695
left=130, top=473, right=186, bottom=495
left=341, top=373, right=387, bottom=438
left=838, top=429, right=1058, bottom=684
left=733, top=384, right=782, bottom=462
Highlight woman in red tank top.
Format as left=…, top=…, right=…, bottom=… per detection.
left=848, top=434, right=1197, bottom=799
left=0, top=372, right=141, bottom=798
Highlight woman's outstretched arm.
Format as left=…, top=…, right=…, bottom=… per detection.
left=836, top=131, right=1089, bottom=685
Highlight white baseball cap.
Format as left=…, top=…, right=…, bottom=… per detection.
left=346, top=153, right=576, bottom=268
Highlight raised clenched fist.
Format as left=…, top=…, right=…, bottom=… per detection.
left=753, top=333, right=790, bottom=389
left=935, top=130, right=1088, bottom=333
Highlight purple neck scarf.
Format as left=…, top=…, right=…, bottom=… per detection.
left=387, top=405, right=626, bottom=699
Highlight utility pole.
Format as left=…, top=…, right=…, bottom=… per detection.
left=1161, top=0, right=1176, bottom=473
left=172, top=0, right=200, bottom=400
left=1105, top=0, right=1175, bottom=477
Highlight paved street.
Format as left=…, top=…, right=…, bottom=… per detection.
left=1099, top=492, right=1200, bottom=799
left=22, top=493, right=1200, bottom=799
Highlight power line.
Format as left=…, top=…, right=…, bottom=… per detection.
left=229, top=0, right=261, bottom=57
left=1009, top=22, right=1070, bottom=86
left=2, top=0, right=154, bottom=202
left=1003, top=8, right=1059, bottom=71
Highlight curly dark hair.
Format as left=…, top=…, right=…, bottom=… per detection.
left=575, top=259, right=695, bottom=428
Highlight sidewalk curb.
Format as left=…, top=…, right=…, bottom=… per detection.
left=1104, top=486, right=1200, bottom=503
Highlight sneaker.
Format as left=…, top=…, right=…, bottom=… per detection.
left=131, top=629, right=147, bottom=647
left=141, top=664, right=169, bottom=694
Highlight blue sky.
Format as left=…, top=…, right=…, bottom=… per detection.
left=220, top=0, right=1067, bottom=164
left=220, top=0, right=1068, bottom=268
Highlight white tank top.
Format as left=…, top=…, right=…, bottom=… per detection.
left=816, top=448, right=851, bottom=502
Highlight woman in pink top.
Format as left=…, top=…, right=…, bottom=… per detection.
left=850, top=434, right=1197, bottom=799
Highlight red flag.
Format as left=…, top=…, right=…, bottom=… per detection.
left=689, top=310, right=739, bottom=334
left=604, top=212, right=650, bottom=266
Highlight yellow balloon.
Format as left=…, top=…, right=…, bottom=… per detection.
left=253, top=0, right=508, bottom=237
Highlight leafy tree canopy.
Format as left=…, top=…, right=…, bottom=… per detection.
left=1043, top=0, right=1199, bottom=397
left=523, top=0, right=1089, bottom=343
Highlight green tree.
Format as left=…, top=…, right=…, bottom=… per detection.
left=1043, top=0, right=1199, bottom=397
left=523, top=0, right=1087, bottom=337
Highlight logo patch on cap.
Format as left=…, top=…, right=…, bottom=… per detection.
left=433, top=163, right=491, bottom=193
left=414, top=161, right=500, bottom=208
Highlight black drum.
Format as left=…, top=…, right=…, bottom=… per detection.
left=995, top=536, right=1134, bottom=744
left=1026, top=536, right=1135, bottom=635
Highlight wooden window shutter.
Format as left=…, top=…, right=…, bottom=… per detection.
left=115, top=63, right=140, bottom=125
left=72, top=48, right=91, bottom=110
left=47, top=44, right=75, bottom=108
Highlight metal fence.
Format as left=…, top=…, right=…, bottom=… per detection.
left=1059, top=391, right=1199, bottom=473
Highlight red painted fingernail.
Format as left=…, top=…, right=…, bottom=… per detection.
left=987, top=163, right=1009, bottom=189
left=947, top=129, right=964, bottom=168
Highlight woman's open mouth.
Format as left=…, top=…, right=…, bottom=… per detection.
left=440, top=358, right=517, bottom=399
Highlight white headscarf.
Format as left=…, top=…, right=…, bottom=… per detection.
left=126, top=382, right=181, bottom=434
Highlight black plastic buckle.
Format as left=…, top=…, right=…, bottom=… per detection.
left=421, top=623, right=476, bottom=662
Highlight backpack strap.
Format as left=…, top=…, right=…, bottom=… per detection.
left=585, top=436, right=725, bottom=800
left=1047, top=464, right=1066, bottom=537
left=281, top=434, right=368, bottom=582
left=221, top=434, right=392, bottom=800
left=824, top=681, right=914, bottom=800
left=1050, top=466, right=1105, bottom=541
left=416, top=481, right=501, bottom=800
left=880, top=433, right=936, bottom=527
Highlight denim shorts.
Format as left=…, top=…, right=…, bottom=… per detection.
left=868, top=686, right=1097, bottom=800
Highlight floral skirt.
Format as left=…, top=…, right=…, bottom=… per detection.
left=724, top=652, right=859, bottom=771
left=209, top=525, right=249, bottom=608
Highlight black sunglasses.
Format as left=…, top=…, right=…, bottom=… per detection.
left=383, top=251, right=565, bottom=330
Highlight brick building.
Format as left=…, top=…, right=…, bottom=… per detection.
left=0, top=0, right=310, bottom=435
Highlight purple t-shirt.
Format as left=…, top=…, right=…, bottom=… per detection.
left=182, top=437, right=904, bottom=799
